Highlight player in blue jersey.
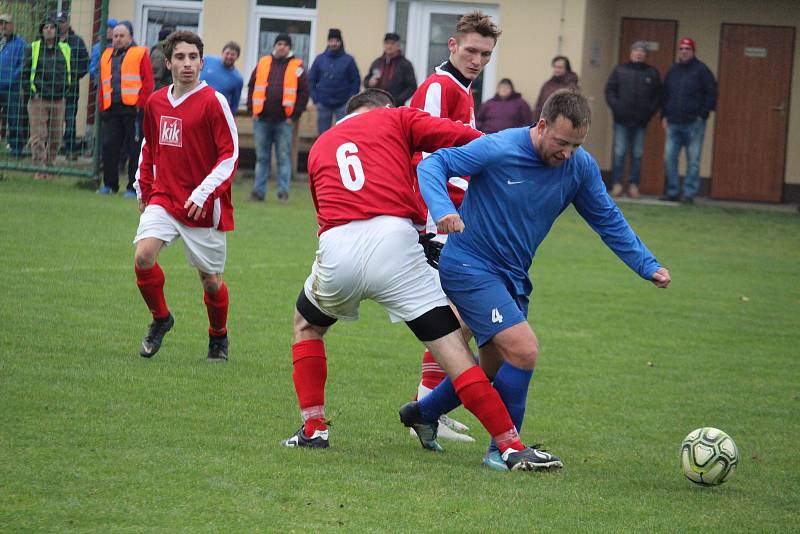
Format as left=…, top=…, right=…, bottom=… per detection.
left=403, top=89, right=671, bottom=471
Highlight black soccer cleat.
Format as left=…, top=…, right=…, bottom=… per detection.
left=502, top=445, right=564, bottom=471
left=139, top=313, right=174, bottom=358
left=281, top=426, right=329, bottom=449
left=207, top=334, right=229, bottom=362
left=399, top=401, right=443, bottom=452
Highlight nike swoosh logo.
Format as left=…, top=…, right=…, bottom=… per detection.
left=507, top=180, right=524, bottom=185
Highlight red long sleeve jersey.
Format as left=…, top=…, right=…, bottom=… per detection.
left=135, top=82, right=239, bottom=231
left=410, top=65, right=475, bottom=218
left=308, top=106, right=481, bottom=235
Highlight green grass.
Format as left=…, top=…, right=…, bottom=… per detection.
left=1, top=173, right=799, bottom=532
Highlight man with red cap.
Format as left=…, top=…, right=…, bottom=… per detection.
left=660, top=37, right=717, bottom=204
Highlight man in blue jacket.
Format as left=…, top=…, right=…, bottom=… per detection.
left=0, top=13, right=27, bottom=157
left=408, top=89, right=671, bottom=471
left=660, top=37, right=717, bottom=203
left=308, top=28, right=360, bottom=135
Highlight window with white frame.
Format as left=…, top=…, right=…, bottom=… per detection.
left=246, top=1, right=317, bottom=79
left=389, top=1, right=499, bottom=106
left=135, top=0, right=203, bottom=49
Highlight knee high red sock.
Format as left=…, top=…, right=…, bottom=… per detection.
left=292, top=339, right=328, bottom=435
left=204, top=282, right=229, bottom=336
left=453, top=365, right=525, bottom=453
left=135, top=263, right=169, bottom=320
left=420, top=350, right=447, bottom=391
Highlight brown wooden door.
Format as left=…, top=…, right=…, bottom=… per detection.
left=617, top=18, right=677, bottom=195
left=712, top=24, right=795, bottom=202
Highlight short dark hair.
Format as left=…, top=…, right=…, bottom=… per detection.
left=551, top=55, right=572, bottom=73
left=163, top=30, right=204, bottom=60
left=541, top=89, right=591, bottom=129
left=222, top=41, right=240, bottom=56
left=345, top=89, right=394, bottom=114
left=498, top=78, right=515, bottom=92
left=455, top=10, right=501, bottom=43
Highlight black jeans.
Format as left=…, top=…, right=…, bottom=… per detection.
left=102, top=106, right=140, bottom=192
left=62, top=94, right=80, bottom=155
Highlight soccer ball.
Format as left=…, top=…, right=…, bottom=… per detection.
left=680, top=427, right=738, bottom=486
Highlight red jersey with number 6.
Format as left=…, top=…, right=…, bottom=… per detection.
left=308, top=106, right=481, bottom=235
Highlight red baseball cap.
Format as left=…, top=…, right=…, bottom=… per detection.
left=679, top=38, right=696, bottom=50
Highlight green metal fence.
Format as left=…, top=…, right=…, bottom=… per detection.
left=0, top=0, right=108, bottom=179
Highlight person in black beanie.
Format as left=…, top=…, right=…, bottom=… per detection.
left=55, top=11, right=88, bottom=160
left=247, top=32, right=309, bottom=203
left=308, top=28, right=360, bottom=135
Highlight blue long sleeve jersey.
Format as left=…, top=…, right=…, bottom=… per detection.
left=418, top=127, right=661, bottom=296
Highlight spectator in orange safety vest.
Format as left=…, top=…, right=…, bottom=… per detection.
left=246, top=32, right=308, bottom=203
left=97, top=20, right=153, bottom=197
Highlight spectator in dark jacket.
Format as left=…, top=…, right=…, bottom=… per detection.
left=364, top=33, right=416, bottom=106
left=150, top=25, right=175, bottom=91
left=22, top=16, right=71, bottom=178
left=0, top=13, right=27, bottom=157
left=532, top=56, right=578, bottom=119
left=605, top=41, right=662, bottom=199
left=660, top=37, right=717, bottom=203
left=309, top=28, right=360, bottom=135
left=56, top=11, right=89, bottom=159
left=475, top=78, right=532, bottom=133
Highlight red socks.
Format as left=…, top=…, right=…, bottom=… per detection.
left=420, top=350, right=447, bottom=390
left=204, top=282, right=229, bottom=336
left=292, top=339, right=328, bottom=435
left=453, top=366, right=524, bottom=452
left=135, top=263, right=169, bottom=320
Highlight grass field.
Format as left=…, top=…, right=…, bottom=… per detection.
left=2, top=173, right=799, bottom=532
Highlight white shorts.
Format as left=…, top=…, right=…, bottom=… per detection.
left=134, top=204, right=227, bottom=274
left=303, top=216, right=449, bottom=323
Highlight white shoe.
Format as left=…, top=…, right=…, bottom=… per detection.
left=409, top=415, right=474, bottom=442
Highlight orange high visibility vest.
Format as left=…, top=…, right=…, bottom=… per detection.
left=251, top=55, right=303, bottom=118
left=100, top=46, right=148, bottom=110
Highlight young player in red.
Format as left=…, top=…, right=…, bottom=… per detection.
left=133, top=31, right=238, bottom=361
left=281, top=89, right=548, bottom=472
left=409, top=10, right=500, bottom=442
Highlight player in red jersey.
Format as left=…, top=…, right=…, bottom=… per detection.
left=133, top=31, right=238, bottom=362
left=280, top=89, right=548, bottom=471
left=409, top=10, right=500, bottom=442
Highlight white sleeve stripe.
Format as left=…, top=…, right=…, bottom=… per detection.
left=189, top=92, right=239, bottom=206
left=420, top=83, right=443, bottom=161
left=134, top=137, right=146, bottom=198
left=424, top=82, right=442, bottom=118
left=448, top=177, right=468, bottom=191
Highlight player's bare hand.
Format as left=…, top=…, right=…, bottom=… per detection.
left=437, top=214, right=464, bottom=234
left=184, top=199, right=206, bottom=221
left=138, top=200, right=145, bottom=213
left=651, top=267, right=671, bottom=288
left=661, top=118, right=667, bottom=130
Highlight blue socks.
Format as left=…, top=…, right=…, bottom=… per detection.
left=487, top=362, right=533, bottom=453
left=417, top=360, right=534, bottom=450
left=418, top=376, right=461, bottom=423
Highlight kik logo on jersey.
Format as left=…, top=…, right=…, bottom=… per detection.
left=159, top=116, right=183, bottom=147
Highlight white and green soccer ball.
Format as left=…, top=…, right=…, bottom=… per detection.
left=681, top=427, right=738, bottom=486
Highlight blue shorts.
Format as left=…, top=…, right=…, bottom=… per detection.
left=439, top=258, right=529, bottom=347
